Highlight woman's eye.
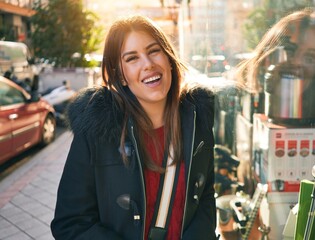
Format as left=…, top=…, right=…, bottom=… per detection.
left=303, top=54, right=315, bottom=64
left=149, top=48, right=161, bottom=55
left=126, top=56, right=138, bottom=62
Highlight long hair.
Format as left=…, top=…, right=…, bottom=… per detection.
left=102, top=15, right=186, bottom=172
left=236, top=8, right=315, bottom=92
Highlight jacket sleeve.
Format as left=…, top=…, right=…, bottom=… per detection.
left=51, top=133, right=123, bottom=240
left=182, top=145, right=218, bottom=240
left=182, top=89, right=218, bottom=239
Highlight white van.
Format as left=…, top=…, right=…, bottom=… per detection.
left=0, top=41, right=39, bottom=90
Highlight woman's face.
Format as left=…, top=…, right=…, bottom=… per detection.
left=120, top=31, right=172, bottom=111
left=288, top=26, right=315, bottom=80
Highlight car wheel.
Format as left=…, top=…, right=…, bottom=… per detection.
left=40, top=114, right=56, bottom=146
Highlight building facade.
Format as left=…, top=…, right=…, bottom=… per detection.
left=0, top=0, right=40, bottom=45
left=178, top=0, right=259, bottom=76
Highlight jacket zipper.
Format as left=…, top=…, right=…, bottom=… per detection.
left=130, top=125, right=146, bottom=240
left=181, top=110, right=196, bottom=238
left=193, top=141, right=204, bottom=157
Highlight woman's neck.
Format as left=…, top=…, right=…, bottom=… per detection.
left=150, top=114, right=164, bottom=129
left=141, top=101, right=165, bottom=129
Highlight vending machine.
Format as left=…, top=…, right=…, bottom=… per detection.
left=252, top=113, right=315, bottom=239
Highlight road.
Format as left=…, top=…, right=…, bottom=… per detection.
left=0, top=127, right=67, bottom=182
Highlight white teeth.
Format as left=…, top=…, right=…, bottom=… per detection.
left=143, top=75, right=161, bottom=83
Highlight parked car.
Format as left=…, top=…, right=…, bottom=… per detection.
left=0, top=41, right=39, bottom=90
left=0, top=76, right=56, bottom=165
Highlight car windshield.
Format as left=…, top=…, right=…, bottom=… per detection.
left=0, top=81, right=25, bottom=106
left=0, top=44, right=27, bottom=61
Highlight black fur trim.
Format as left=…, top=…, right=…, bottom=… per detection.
left=66, top=87, right=123, bottom=144
left=66, top=86, right=214, bottom=143
left=184, top=87, right=215, bottom=131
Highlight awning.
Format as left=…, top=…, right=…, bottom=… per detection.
left=0, top=2, right=36, bottom=17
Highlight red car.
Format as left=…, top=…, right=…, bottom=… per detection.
left=0, top=77, right=56, bottom=164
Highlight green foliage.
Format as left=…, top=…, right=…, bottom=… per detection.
left=0, top=27, right=17, bottom=41
left=242, top=0, right=313, bottom=51
left=31, top=0, right=103, bottom=67
left=243, top=7, right=274, bottom=50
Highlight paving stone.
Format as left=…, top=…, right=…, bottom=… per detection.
left=37, top=197, right=56, bottom=210
left=0, top=217, right=13, bottom=230
left=31, top=178, right=54, bottom=190
left=0, top=224, right=20, bottom=238
left=0, top=202, right=15, bottom=210
left=7, top=211, right=33, bottom=225
left=16, top=217, right=45, bottom=231
left=38, top=171, right=61, bottom=183
left=20, top=184, right=39, bottom=196
left=36, top=231, right=55, bottom=240
left=0, top=131, right=72, bottom=239
left=17, top=200, right=45, bottom=212
left=10, top=193, right=34, bottom=206
left=36, top=211, right=54, bottom=225
left=29, top=187, right=56, bottom=201
left=4, top=232, right=32, bottom=240
left=26, top=205, right=52, bottom=219
left=0, top=203, right=24, bottom=218
left=24, top=224, right=50, bottom=239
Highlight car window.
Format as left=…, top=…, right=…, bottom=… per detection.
left=0, top=44, right=27, bottom=61
left=0, top=82, right=25, bottom=106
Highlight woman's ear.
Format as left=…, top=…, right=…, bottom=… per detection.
left=121, top=79, right=128, bottom=86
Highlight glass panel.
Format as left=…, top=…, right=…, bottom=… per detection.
left=0, top=82, right=25, bottom=106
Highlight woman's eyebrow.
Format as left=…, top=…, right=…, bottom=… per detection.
left=121, top=42, right=159, bottom=58
left=146, top=42, right=159, bottom=49
left=122, top=51, right=136, bottom=58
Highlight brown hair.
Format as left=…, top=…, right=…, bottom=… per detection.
left=236, top=8, right=315, bottom=92
left=102, top=15, right=187, bottom=172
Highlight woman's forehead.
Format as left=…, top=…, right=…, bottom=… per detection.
left=286, top=26, right=315, bottom=48
left=286, top=19, right=315, bottom=42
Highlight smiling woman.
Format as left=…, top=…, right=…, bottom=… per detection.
left=51, top=15, right=219, bottom=240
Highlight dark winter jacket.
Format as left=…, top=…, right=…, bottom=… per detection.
left=51, top=86, right=217, bottom=240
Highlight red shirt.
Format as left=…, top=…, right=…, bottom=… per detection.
left=144, top=126, right=186, bottom=240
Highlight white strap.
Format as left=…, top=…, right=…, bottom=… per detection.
left=155, top=145, right=176, bottom=228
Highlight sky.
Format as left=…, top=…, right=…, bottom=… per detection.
left=85, top=0, right=162, bottom=12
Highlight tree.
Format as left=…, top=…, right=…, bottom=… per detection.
left=243, top=0, right=313, bottom=51
left=31, top=0, right=103, bottom=67
left=242, top=1, right=278, bottom=50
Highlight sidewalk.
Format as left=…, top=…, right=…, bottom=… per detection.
left=0, top=131, right=73, bottom=240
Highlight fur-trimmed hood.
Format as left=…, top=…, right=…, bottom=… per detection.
left=66, top=87, right=123, bottom=143
left=66, top=86, right=215, bottom=143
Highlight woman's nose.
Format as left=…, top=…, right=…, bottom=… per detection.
left=142, top=56, right=154, bottom=70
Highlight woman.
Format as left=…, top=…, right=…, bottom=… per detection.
left=237, top=8, right=315, bottom=126
left=233, top=9, right=315, bottom=239
left=51, top=15, right=217, bottom=240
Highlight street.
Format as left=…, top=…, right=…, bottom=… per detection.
left=0, top=127, right=71, bottom=240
